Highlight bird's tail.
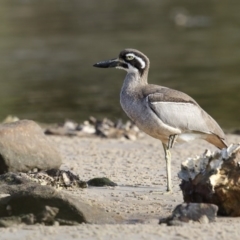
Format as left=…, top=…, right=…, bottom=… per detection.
left=205, top=134, right=228, bottom=149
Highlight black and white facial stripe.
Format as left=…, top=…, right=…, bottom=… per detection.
left=119, top=49, right=148, bottom=76
left=125, top=53, right=146, bottom=69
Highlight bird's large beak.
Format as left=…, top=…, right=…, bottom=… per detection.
left=93, top=58, right=122, bottom=68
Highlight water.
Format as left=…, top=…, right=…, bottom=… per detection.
left=0, top=0, right=239, bottom=129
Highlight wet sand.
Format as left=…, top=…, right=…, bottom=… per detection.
left=1, top=134, right=240, bottom=239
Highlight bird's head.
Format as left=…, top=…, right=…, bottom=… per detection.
left=93, top=49, right=150, bottom=76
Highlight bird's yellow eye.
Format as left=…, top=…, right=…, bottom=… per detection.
left=125, top=55, right=135, bottom=61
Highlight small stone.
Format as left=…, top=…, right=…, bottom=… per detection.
left=87, top=177, right=117, bottom=187
left=63, top=120, right=77, bottom=131
left=159, top=203, right=218, bottom=226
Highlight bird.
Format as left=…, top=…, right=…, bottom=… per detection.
left=93, top=48, right=227, bottom=192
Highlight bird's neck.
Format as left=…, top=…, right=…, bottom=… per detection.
left=122, top=72, right=148, bottom=92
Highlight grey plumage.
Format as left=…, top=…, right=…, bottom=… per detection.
left=94, top=48, right=227, bottom=192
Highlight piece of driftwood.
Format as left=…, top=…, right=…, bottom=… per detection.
left=178, top=144, right=240, bottom=216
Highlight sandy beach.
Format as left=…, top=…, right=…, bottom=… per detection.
left=1, top=133, right=240, bottom=239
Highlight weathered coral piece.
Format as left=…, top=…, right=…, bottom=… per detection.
left=179, top=144, right=240, bottom=216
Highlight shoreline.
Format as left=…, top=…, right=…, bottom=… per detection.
left=1, top=133, right=240, bottom=239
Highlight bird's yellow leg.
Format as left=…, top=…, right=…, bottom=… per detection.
left=162, top=143, right=172, bottom=192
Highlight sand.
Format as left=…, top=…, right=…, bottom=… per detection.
left=1, top=133, right=240, bottom=240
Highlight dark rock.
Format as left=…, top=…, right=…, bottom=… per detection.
left=179, top=144, right=240, bottom=216
left=0, top=173, right=122, bottom=227
left=0, top=120, right=62, bottom=173
left=159, top=203, right=218, bottom=226
left=87, top=177, right=117, bottom=187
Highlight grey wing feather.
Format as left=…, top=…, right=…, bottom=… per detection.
left=145, top=86, right=225, bottom=138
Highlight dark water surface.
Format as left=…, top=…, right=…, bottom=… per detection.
left=0, top=0, right=239, bottom=129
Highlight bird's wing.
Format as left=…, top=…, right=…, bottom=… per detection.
left=143, top=85, right=225, bottom=138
